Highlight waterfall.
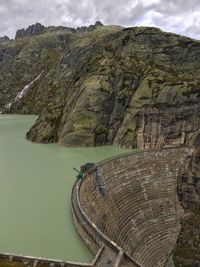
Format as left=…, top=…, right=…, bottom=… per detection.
left=4, top=71, right=43, bottom=110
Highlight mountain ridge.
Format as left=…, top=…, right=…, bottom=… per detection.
left=1, top=24, right=200, bottom=149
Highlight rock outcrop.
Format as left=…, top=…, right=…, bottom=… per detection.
left=15, top=23, right=45, bottom=39
left=173, top=211, right=200, bottom=267
left=3, top=23, right=200, bottom=149
left=76, top=20, right=104, bottom=33
left=0, top=36, right=11, bottom=44
left=14, top=21, right=104, bottom=39
left=0, top=21, right=109, bottom=113
left=23, top=27, right=200, bottom=149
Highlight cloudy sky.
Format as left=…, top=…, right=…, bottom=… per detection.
left=1, top=0, right=200, bottom=40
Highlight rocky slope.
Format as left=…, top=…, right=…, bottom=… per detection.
left=173, top=210, right=200, bottom=267
left=1, top=23, right=200, bottom=149
left=25, top=28, right=200, bottom=149
left=1, top=22, right=200, bottom=266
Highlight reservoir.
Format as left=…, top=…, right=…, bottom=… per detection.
left=0, top=115, right=127, bottom=262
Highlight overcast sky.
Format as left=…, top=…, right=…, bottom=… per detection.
left=1, top=0, right=200, bottom=40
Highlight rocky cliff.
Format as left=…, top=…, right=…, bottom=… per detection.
left=27, top=27, right=200, bottom=149
left=1, top=22, right=200, bottom=266
left=0, top=36, right=11, bottom=44
left=1, top=23, right=200, bottom=149
left=0, top=22, right=113, bottom=115
left=15, top=22, right=75, bottom=39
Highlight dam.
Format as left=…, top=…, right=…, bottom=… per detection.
left=76, top=147, right=193, bottom=267
left=0, top=120, right=195, bottom=267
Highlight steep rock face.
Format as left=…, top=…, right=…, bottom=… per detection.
left=118, top=104, right=200, bottom=149
left=172, top=148, right=200, bottom=266
left=178, top=147, right=200, bottom=210
left=173, top=211, right=200, bottom=267
left=0, top=22, right=112, bottom=115
left=15, top=23, right=45, bottom=39
left=0, top=36, right=11, bottom=44
left=2, top=26, right=200, bottom=149
left=0, top=32, right=70, bottom=112
left=14, top=22, right=76, bottom=40
left=14, top=22, right=105, bottom=40
left=24, top=27, right=200, bottom=148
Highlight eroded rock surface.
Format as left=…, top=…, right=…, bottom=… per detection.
left=173, top=211, right=200, bottom=267
left=172, top=147, right=200, bottom=266
left=1, top=25, right=200, bottom=149
left=15, top=23, right=45, bottom=39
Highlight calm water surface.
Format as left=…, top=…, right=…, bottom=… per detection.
left=0, top=115, right=128, bottom=262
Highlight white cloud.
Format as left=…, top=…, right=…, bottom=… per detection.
left=142, top=0, right=160, bottom=8
left=0, top=0, right=200, bottom=40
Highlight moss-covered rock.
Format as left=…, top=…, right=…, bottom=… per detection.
left=173, top=211, right=200, bottom=267
left=1, top=25, right=200, bottom=151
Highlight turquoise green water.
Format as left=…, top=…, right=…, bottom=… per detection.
left=0, top=115, right=128, bottom=262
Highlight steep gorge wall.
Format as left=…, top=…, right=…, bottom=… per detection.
left=173, top=147, right=200, bottom=266
left=1, top=25, right=200, bottom=149
left=116, top=104, right=200, bottom=149
left=0, top=31, right=70, bottom=113
left=26, top=27, right=200, bottom=148
left=0, top=22, right=119, bottom=116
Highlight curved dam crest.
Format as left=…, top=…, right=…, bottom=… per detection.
left=0, top=115, right=129, bottom=262
left=77, top=147, right=193, bottom=267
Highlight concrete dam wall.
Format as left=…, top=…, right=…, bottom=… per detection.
left=79, top=147, right=193, bottom=267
